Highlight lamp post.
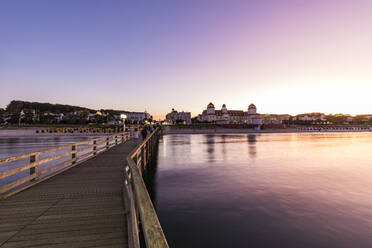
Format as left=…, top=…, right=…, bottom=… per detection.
left=120, top=114, right=127, bottom=132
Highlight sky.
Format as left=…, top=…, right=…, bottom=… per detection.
left=1, top=0, right=371, bottom=119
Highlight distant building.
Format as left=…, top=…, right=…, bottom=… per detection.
left=125, top=111, right=151, bottom=122
left=345, top=116, right=354, bottom=124
left=166, top=109, right=191, bottom=124
left=356, top=115, right=372, bottom=120
left=354, top=115, right=372, bottom=124
left=262, top=114, right=291, bottom=124
left=107, top=120, right=121, bottom=125
left=295, top=113, right=326, bottom=122
left=198, top=103, right=262, bottom=125
left=87, top=112, right=96, bottom=122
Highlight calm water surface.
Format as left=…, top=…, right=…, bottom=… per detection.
left=149, top=133, right=372, bottom=248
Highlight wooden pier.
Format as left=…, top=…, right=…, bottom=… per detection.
left=0, top=129, right=168, bottom=248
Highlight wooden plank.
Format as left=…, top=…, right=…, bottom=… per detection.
left=0, top=174, right=36, bottom=194
left=75, top=150, right=95, bottom=161
left=1, top=232, right=125, bottom=247
left=0, top=132, right=129, bottom=165
left=0, top=162, right=38, bottom=179
left=38, top=158, right=74, bottom=176
left=0, top=151, right=40, bottom=164
left=36, top=150, right=75, bottom=166
left=1, top=150, right=77, bottom=179
left=77, top=137, right=118, bottom=152
left=0, top=141, right=111, bottom=179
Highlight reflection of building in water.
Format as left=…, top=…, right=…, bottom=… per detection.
left=205, top=134, right=215, bottom=162
left=198, top=103, right=262, bottom=125
left=247, top=134, right=257, bottom=158
left=248, top=134, right=256, bottom=143
left=168, top=135, right=192, bottom=159
left=219, top=134, right=227, bottom=160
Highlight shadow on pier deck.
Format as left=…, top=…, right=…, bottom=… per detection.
left=0, top=141, right=137, bottom=248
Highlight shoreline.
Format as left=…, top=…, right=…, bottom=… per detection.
left=163, top=128, right=372, bottom=135
left=0, top=128, right=112, bottom=137
left=2, top=127, right=372, bottom=137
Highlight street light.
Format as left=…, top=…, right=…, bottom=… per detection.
left=120, top=114, right=127, bottom=132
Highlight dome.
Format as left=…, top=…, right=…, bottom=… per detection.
left=222, top=104, right=226, bottom=108
left=207, top=102, right=215, bottom=108
left=248, top=103, right=256, bottom=109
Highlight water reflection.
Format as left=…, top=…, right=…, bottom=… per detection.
left=220, top=134, right=227, bottom=160
left=205, top=134, right=215, bottom=163
left=151, top=133, right=372, bottom=248
left=247, top=134, right=257, bottom=158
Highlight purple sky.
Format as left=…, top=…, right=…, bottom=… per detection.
left=1, top=0, right=371, bottom=119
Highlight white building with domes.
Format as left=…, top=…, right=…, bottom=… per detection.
left=198, top=102, right=262, bottom=125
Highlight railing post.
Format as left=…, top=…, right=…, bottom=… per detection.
left=122, top=133, right=124, bottom=143
left=115, top=135, right=118, bottom=145
left=93, top=140, right=97, bottom=155
left=106, top=137, right=109, bottom=149
left=30, top=153, right=39, bottom=182
left=148, top=141, right=151, bottom=158
left=142, top=146, right=146, bottom=170
left=72, top=145, right=76, bottom=164
left=137, top=152, right=142, bottom=174
left=145, top=142, right=149, bottom=162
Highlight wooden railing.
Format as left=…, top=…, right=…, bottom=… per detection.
left=0, top=132, right=131, bottom=199
left=123, top=128, right=169, bottom=248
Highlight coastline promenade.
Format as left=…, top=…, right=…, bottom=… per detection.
left=0, top=141, right=137, bottom=248
left=163, top=126, right=372, bottom=135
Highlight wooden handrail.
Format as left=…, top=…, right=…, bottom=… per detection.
left=0, top=132, right=131, bottom=199
left=125, top=128, right=169, bottom=248
left=0, top=133, right=122, bottom=164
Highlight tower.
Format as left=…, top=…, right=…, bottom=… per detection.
left=221, top=104, right=228, bottom=114
left=207, top=102, right=215, bottom=115
left=248, top=104, right=257, bottom=115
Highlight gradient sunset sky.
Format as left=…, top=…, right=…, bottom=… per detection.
left=1, top=0, right=371, bottom=119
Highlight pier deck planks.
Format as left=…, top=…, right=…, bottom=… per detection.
left=0, top=140, right=138, bottom=248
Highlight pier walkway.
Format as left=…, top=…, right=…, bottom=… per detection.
left=0, top=140, right=137, bottom=248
